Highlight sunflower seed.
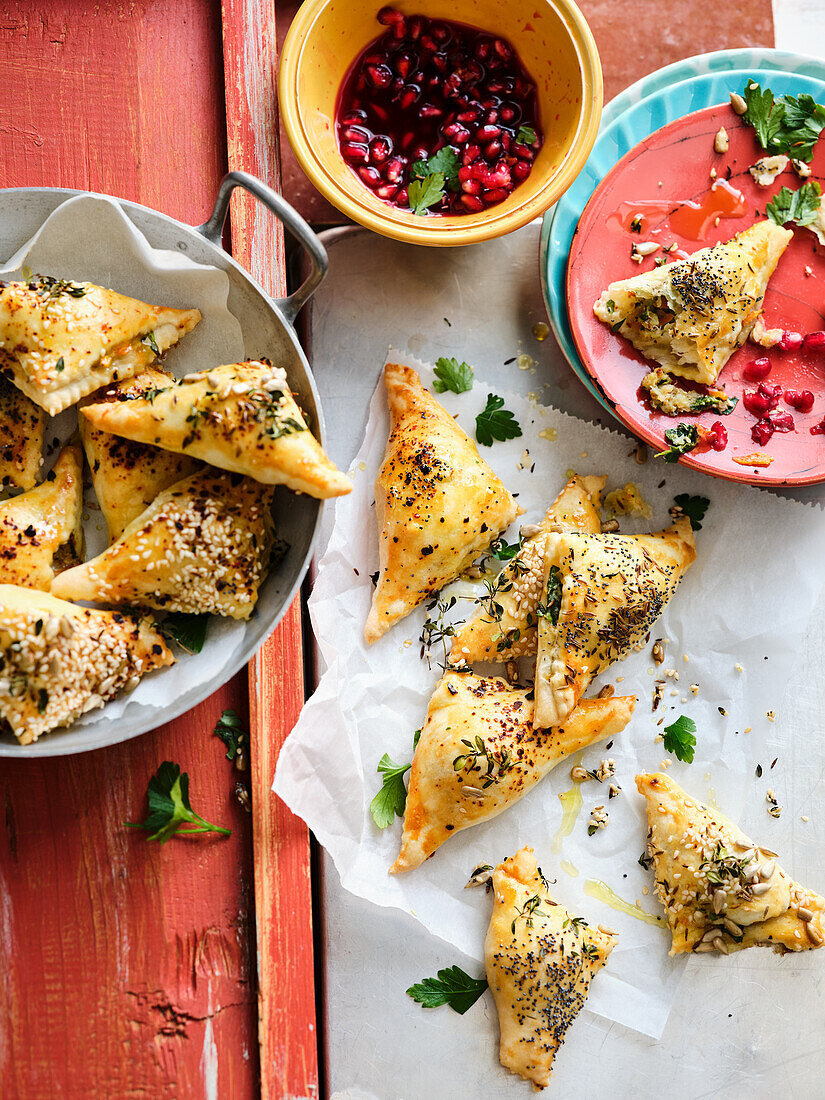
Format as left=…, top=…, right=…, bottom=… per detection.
left=730, top=92, right=747, bottom=115
left=751, top=882, right=772, bottom=896
left=806, top=924, right=823, bottom=946
left=760, top=859, right=776, bottom=880
left=712, top=888, right=726, bottom=913
left=723, top=917, right=742, bottom=937
left=713, top=936, right=730, bottom=955
left=797, top=907, right=814, bottom=922
left=694, top=941, right=717, bottom=953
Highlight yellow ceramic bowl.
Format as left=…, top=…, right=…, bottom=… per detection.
left=279, top=0, right=603, bottom=246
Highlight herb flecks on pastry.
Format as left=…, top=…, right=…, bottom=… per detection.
left=51, top=469, right=275, bottom=620
left=0, top=375, right=45, bottom=489
left=0, top=585, right=174, bottom=744
left=0, top=275, right=201, bottom=414
left=391, top=672, right=635, bottom=872
left=365, top=363, right=520, bottom=645
left=593, top=220, right=792, bottom=385
left=534, top=519, right=695, bottom=729
left=80, top=360, right=352, bottom=499
left=486, top=847, right=617, bottom=1089
left=0, top=441, right=84, bottom=590
left=80, top=368, right=201, bottom=542
left=636, top=771, right=825, bottom=956
left=449, top=475, right=605, bottom=665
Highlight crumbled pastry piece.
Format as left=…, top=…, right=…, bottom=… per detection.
left=0, top=375, right=45, bottom=489
left=390, top=671, right=635, bottom=872
left=749, top=155, right=789, bottom=187
left=750, top=314, right=783, bottom=348
left=485, top=847, right=617, bottom=1088
left=714, top=127, right=729, bottom=153
left=636, top=771, right=825, bottom=955
left=0, top=584, right=174, bottom=743
left=534, top=520, right=696, bottom=729
left=733, top=452, right=773, bottom=467
left=365, top=364, right=520, bottom=644
left=448, top=475, right=604, bottom=664
left=51, top=469, right=275, bottom=620
left=641, top=366, right=736, bottom=416
left=80, top=367, right=201, bottom=542
left=603, top=482, right=653, bottom=519
left=593, top=221, right=792, bottom=385
left=80, top=360, right=352, bottom=499
left=0, top=441, right=84, bottom=589
left=792, top=159, right=812, bottom=178
left=0, top=276, right=200, bottom=414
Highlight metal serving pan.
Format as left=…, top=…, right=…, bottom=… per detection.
left=0, top=172, right=328, bottom=756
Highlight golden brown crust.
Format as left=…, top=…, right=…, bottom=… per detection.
left=51, top=469, right=275, bottom=619
left=449, top=475, right=605, bottom=664
left=0, top=584, right=174, bottom=743
left=0, top=277, right=200, bottom=414
left=534, top=519, right=695, bottom=729
left=636, top=772, right=825, bottom=956
left=486, top=847, right=616, bottom=1089
left=365, top=364, right=520, bottom=644
left=391, top=672, right=635, bottom=872
left=0, top=375, right=45, bottom=488
left=80, top=360, right=352, bottom=498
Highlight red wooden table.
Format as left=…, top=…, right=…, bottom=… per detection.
left=0, top=2, right=773, bottom=1097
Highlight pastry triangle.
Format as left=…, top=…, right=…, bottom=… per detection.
left=80, top=367, right=201, bottom=542
left=80, top=360, right=352, bottom=498
left=365, top=364, right=520, bottom=644
left=391, top=672, right=635, bottom=872
left=0, top=275, right=201, bottom=414
left=449, top=475, right=605, bottom=664
left=0, top=584, right=174, bottom=743
left=51, top=469, right=274, bottom=620
left=486, top=847, right=617, bottom=1089
left=0, top=441, right=84, bottom=590
left=593, top=220, right=792, bottom=384
left=636, top=772, right=825, bottom=956
left=0, top=375, right=46, bottom=489
left=534, top=518, right=695, bottom=729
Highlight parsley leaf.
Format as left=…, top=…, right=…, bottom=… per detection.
left=412, top=147, right=460, bottom=190
left=516, top=124, right=537, bottom=145
left=655, top=423, right=699, bottom=463
left=406, top=966, right=488, bottom=1014
left=157, top=612, right=209, bottom=654
left=475, top=393, right=522, bottom=446
left=766, top=181, right=822, bottom=228
left=126, top=761, right=231, bottom=843
left=214, top=709, right=246, bottom=762
left=432, top=356, right=474, bottom=394
left=663, top=715, right=697, bottom=763
left=673, top=493, right=710, bottom=531
left=370, top=753, right=412, bottom=828
left=408, top=172, right=446, bottom=215
left=489, top=536, right=522, bottom=560
left=742, top=81, right=825, bottom=162
left=743, top=81, right=785, bottom=151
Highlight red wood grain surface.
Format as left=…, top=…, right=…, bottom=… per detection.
left=0, top=4, right=260, bottom=1097
left=221, top=2, right=320, bottom=1096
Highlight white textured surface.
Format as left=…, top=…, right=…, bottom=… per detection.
left=304, top=223, right=825, bottom=1096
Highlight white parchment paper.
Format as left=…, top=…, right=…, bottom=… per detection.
left=0, top=195, right=249, bottom=732
left=274, top=353, right=825, bottom=1039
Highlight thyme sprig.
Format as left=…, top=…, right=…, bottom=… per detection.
left=510, top=893, right=553, bottom=934
left=453, top=734, right=513, bottom=788
left=419, top=594, right=458, bottom=667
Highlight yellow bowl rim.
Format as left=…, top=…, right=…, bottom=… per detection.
left=278, top=0, right=603, bottom=246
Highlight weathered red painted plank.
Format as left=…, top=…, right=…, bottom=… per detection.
left=220, top=1, right=320, bottom=1096
left=0, top=3, right=258, bottom=1097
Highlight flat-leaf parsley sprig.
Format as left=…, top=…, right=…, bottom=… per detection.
left=655, top=423, right=699, bottom=463
left=742, top=81, right=825, bottom=162
left=126, top=761, right=231, bottom=843
left=370, top=730, right=421, bottom=829
left=432, top=356, right=474, bottom=394
left=406, top=965, right=488, bottom=1014
left=475, top=393, right=522, bottom=447
left=766, top=181, right=823, bottom=229
left=663, top=715, right=697, bottom=764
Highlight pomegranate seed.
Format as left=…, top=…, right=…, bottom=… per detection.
left=803, top=330, right=825, bottom=350
left=394, top=53, right=415, bottom=79
left=784, top=389, right=815, bottom=412
left=366, top=64, right=392, bottom=89
left=779, top=330, right=803, bottom=351
left=396, top=187, right=408, bottom=205
left=751, top=419, right=775, bottom=445
left=443, top=121, right=467, bottom=139
left=475, top=40, right=492, bottom=62
left=397, top=86, right=421, bottom=110
left=400, top=130, right=416, bottom=149
left=341, top=110, right=367, bottom=125
left=341, top=142, right=369, bottom=163
left=494, top=38, right=513, bottom=61
left=486, top=109, right=500, bottom=125
left=384, top=156, right=404, bottom=182
left=369, top=137, right=392, bottom=163
left=371, top=104, right=389, bottom=121
left=811, top=416, right=825, bottom=435
left=431, top=53, right=448, bottom=73
left=759, top=382, right=783, bottom=410
left=408, top=15, right=424, bottom=38
left=513, top=161, right=531, bottom=181
left=461, top=178, right=482, bottom=195
left=499, top=103, right=521, bottom=123
left=461, top=194, right=484, bottom=212
left=485, top=140, right=502, bottom=159
left=462, top=144, right=481, bottom=165
left=476, top=124, right=502, bottom=141
left=420, top=35, right=437, bottom=52
left=376, top=183, right=398, bottom=200
left=342, top=125, right=370, bottom=143
left=457, top=109, right=479, bottom=122
left=431, top=23, right=451, bottom=43
left=742, top=356, right=772, bottom=381
left=377, top=6, right=403, bottom=26
left=709, top=422, right=728, bottom=451
left=512, top=142, right=535, bottom=161
left=484, top=187, right=509, bottom=204
left=419, top=105, right=443, bottom=118
left=358, top=166, right=381, bottom=187
left=743, top=390, right=770, bottom=417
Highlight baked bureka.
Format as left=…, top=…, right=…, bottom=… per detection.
left=391, top=672, right=635, bottom=872
left=80, top=368, right=201, bottom=542
left=0, top=375, right=46, bottom=489
left=0, top=441, right=84, bottom=589
left=80, top=360, right=352, bottom=499
left=449, top=475, right=605, bottom=664
left=365, top=364, right=520, bottom=644
left=637, top=772, right=825, bottom=956
left=534, top=519, right=695, bottom=729
left=486, top=847, right=617, bottom=1089
left=0, top=275, right=201, bottom=414
left=51, top=469, right=274, bottom=620
left=0, top=585, right=174, bottom=743
left=593, top=220, right=793, bottom=384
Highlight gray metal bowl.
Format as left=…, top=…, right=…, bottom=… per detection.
left=0, top=173, right=328, bottom=756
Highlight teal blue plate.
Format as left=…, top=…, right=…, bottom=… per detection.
left=540, top=49, right=825, bottom=414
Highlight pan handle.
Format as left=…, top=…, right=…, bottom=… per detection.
left=196, top=170, right=328, bottom=326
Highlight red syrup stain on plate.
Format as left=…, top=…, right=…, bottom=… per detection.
left=609, top=179, right=747, bottom=242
